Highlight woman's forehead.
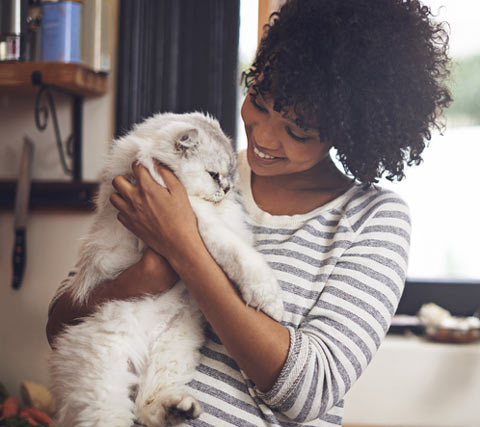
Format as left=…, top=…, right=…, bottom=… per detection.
left=254, top=90, right=317, bottom=132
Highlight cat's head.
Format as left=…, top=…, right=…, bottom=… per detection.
left=137, top=112, right=237, bottom=203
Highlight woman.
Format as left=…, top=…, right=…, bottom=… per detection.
left=47, top=0, right=451, bottom=425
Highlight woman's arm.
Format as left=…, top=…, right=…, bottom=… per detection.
left=169, top=232, right=290, bottom=392
left=245, top=190, right=411, bottom=422
left=46, top=249, right=179, bottom=348
left=111, top=163, right=291, bottom=392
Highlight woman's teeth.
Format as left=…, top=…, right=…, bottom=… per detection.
left=254, top=146, right=277, bottom=159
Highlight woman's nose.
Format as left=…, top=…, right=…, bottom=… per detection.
left=253, top=119, right=280, bottom=150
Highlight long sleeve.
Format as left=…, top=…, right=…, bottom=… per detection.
left=252, top=188, right=410, bottom=423
left=48, top=269, right=78, bottom=317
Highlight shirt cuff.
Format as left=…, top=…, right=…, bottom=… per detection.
left=255, top=326, right=310, bottom=409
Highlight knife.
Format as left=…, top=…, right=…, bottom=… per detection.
left=12, top=137, right=35, bottom=290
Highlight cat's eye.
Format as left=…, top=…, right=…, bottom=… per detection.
left=208, top=171, right=219, bottom=180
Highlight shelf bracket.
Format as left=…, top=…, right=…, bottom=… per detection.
left=31, top=70, right=83, bottom=180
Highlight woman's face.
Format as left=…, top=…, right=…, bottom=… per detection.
left=241, top=90, right=332, bottom=178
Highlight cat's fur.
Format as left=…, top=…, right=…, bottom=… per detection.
left=48, top=112, right=284, bottom=427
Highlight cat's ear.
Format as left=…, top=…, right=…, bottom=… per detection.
left=175, top=129, right=199, bottom=155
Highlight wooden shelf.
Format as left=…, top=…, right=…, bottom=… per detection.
left=0, top=61, right=108, bottom=97
left=0, top=180, right=98, bottom=211
left=0, top=62, right=106, bottom=205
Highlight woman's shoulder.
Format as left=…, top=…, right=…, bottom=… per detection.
left=337, top=183, right=411, bottom=233
left=340, top=183, right=409, bottom=210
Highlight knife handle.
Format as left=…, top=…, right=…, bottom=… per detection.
left=12, top=228, right=26, bottom=290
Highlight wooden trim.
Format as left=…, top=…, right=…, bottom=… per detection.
left=0, top=62, right=108, bottom=97
left=0, top=180, right=98, bottom=211
left=258, top=0, right=285, bottom=45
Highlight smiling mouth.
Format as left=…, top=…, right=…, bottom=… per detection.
left=253, top=145, right=284, bottom=160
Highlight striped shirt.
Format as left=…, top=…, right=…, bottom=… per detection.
left=49, top=151, right=410, bottom=426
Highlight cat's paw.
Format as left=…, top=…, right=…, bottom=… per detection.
left=241, top=271, right=284, bottom=322
left=138, top=393, right=202, bottom=427
left=260, top=296, right=284, bottom=322
left=165, top=394, right=202, bottom=425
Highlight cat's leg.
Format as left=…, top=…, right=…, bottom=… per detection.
left=134, top=289, right=205, bottom=427
left=49, top=304, right=141, bottom=427
left=193, top=202, right=284, bottom=321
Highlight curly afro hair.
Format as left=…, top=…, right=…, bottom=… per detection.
left=243, top=0, right=452, bottom=185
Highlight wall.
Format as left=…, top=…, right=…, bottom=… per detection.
left=343, top=335, right=480, bottom=427
left=0, top=212, right=94, bottom=396
left=0, top=2, right=118, bottom=399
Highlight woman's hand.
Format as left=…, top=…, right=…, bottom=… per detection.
left=47, top=248, right=178, bottom=348
left=91, top=246, right=178, bottom=299
left=135, top=248, right=179, bottom=294
left=110, top=162, right=201, bottom=262
left=109, top=164, right=290, bottom=393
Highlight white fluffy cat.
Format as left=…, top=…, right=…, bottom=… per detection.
left=48, top=112, right=284, bottom=427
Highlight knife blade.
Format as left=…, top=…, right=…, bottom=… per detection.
left=12, top=137, right=35, bottom=290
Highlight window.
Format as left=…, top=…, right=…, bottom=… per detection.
left=380, top=0, right=480, bottom=281
left=236, top=0, right=259, bottom=150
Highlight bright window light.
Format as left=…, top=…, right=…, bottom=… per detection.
left=381, top=0, right=480, bottom=280
left=236, top=0, right=259, bottom=151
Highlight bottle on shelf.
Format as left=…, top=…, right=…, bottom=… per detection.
left=40, top=0, right=82, bottom=63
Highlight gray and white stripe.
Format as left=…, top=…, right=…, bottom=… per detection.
left=181, top=153, right=410, bottom=425
left=49, top=152, right=410, bottom=426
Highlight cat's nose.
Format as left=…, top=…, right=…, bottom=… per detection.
left=223, top=185, right=230, bottom=194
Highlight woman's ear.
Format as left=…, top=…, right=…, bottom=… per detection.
left=175, top=129, right=199, bottom=156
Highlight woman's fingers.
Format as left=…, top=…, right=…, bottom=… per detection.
left=116, top=211, right=132, bottom=230
left=109, top=191, right=133, bottom=214
left=108, top=162, right=197, bottom=258
left=130, top=161, right=183, bottom=195
left=112, top=174, right=135, bottom=201
left=110, top=162, right=184, bottom=218
left=154, top=162, right=184, bottom=193
left=131, top=162, right=160, bottom=191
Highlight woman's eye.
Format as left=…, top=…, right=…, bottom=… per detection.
left=286, top=126, right=311, bottom=142
left=250, top=95, right=268, bottom=113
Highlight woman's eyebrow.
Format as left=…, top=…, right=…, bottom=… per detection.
left=282, top=115, right=316, bottom=133
left=260, top=96, right=316, bottom=134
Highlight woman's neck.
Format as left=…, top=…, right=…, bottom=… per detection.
left=250, top=157, right=353, bottom=216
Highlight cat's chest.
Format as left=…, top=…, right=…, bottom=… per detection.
left=189, top=194, right=246, bottom=231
